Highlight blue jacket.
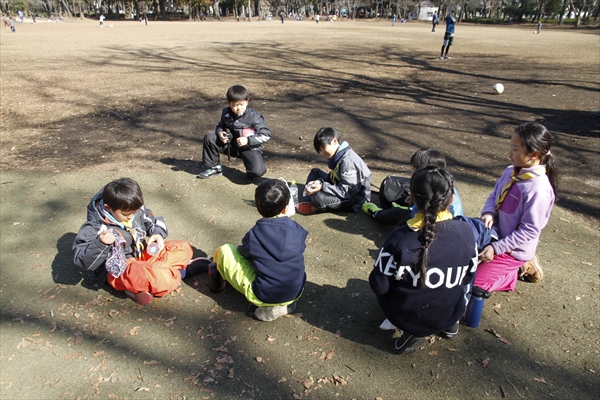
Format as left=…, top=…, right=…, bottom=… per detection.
left=445, top=14, right=456, bottom=35
left=239, top=216, right=308, bottom=304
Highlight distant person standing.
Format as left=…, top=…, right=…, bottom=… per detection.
left=9, top=16, right=15, bottom=32
left=536, top=21, right=542, bottom=34
left=431, top=11, right=439, bottom=32
left=280, top=11, right=285, bottom=23
left=31, top=12, right=36, bottom=23
left=143, top=10, right=148, bottom=25
left=316, top=13, right=320, bottom=23
left=98, top=14, right=105, bottom=27
left=439, top=9, right=455, bottom=60
left=17, top=10, right=24, bottom=23
left=392, top=14, right=397, bottom=26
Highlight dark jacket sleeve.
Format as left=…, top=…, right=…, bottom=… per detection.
left=73, top=221, right=111, bottom=271
left=238, top=230, right=251, bottom=258
left=245, top=110, right=271, bottom=148
left=369, top=267, right=391, bottom=296
left=140, top=206, right=168, bottom=238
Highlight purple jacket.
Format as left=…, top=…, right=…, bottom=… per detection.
left=482, top=166, right=555, bottom=261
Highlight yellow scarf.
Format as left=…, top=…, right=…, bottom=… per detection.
left=495, top=166, right=545, bottom=212
left=407, top=210, right=453, bottom=231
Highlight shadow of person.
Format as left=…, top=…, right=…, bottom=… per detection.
left=160, top=157, right=203, bottom=175
left=51, top=232, right=83, bottom=285
left=298, top=278, right=394, bottom=352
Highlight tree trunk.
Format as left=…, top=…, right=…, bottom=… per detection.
left=158, top=0, right=166, bottom=19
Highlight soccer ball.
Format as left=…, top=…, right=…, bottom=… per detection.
left=492, top=83, right=504, bottom=94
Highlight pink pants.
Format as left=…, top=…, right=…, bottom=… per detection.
left=474, top=253, right=524, bottom=292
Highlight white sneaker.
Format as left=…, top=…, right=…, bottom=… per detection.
left=439, top=56, right=444, bottom=60
left=444, top=55, right=451, bottom=59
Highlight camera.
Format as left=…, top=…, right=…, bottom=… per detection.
left=224, top=128, right=233, bottom=141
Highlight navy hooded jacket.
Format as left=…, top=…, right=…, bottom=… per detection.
left=239, top=216, right=308, bottom=304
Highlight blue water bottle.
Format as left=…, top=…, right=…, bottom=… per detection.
left=464, top=286, right=491, bottom=328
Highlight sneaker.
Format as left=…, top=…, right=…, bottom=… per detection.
left=439, top=56, right=444, bottom=60
left=208, top=262, right=226, bottom=293
left=254, top=302, right=297, bottom=322
left=296, top=201, right=321, bottom=215
left=394, top=333, right=426, bottom=354
left=444, top=55, right=451, bottom=59
left=519, top=254, right=543, bottom=282
left=197, top=165, right=223, bottom=179
left=362, top=202, right=382, bottom=216
left=379, top=318, right=397, bottom=330
left=124, top=290, right=154, bottom=306
left=438, top=322, right=459, bottom=339
left=186, top=257, right=211, bottom=277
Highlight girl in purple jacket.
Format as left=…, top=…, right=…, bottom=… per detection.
left=475, top=122, right=558, bottom=292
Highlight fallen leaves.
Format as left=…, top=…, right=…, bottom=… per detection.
left=485, top=328, right=512, bottom=345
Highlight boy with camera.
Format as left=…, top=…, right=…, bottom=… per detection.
left=198, top=85, right=272, bottom=180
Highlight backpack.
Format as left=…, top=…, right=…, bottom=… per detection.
left=379, top=175, right=411, bottom=209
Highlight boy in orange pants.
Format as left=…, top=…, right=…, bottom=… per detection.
left=73, top=178, right=208, bottom=304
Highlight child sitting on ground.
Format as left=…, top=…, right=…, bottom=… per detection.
left=296, top=127, right=372, bottom=215
left=197, top=85, right=272, bottom=181
left=209, top=179, right=308, bottom=321
left=362, top=148, right=463, bottom=225
left=73, top=178, right=209, bottom=305
left=369, top=166, right=478, bottom=353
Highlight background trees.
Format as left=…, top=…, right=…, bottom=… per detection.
left=0, top=0, right=597, bottom=24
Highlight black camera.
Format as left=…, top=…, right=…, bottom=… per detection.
left=224, top=128, right=234, bottom=141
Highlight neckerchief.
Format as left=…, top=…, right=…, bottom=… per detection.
left=327, top=141, right=350, bottom=184
left=495, top=166, right=546, bottom=213
left=98, top=200, right=144, bottom=258
left=407, top=210, right=453, bottom=231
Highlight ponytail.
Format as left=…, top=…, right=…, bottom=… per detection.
left=515, top=122, right=559, bottom=197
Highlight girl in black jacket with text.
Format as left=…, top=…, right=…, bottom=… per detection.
left=369, top=166, right=478, bottom=353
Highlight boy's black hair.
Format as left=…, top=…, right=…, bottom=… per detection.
left=226, top=85, right=249, bottom=103
left=102, top=178, right=144, bottom=211
left=313, top=127, right=341, bottom=153
left=410, top=148, right=446, bottom=170
left=255, top=179, right=290, bottom=218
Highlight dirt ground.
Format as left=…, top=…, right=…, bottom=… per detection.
left=1, top=17, right=599, bottom=399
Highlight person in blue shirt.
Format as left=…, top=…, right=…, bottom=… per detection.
left=440, top=10, right=456, bottom=59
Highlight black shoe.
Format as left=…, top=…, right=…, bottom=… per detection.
left=394, top=333, right=426, bottom=354
left=438, top=322, right=459, bottom=340
left=197, top=165, right=223, bottom=179
left=208, top=262, right=226, bottom=293
left=185, top=257, right=211, bottom=278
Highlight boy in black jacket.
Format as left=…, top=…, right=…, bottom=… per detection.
left=209, top=179, right=308, bottom=321
left=198, top=85, right=271, bottom=180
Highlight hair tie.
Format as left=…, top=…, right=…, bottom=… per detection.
left=546, top=150, right=552, bottom=156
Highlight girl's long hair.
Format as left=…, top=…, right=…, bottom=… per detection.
left=515, top=122, right=558, bottom=196
left=410, top=166, right=455, bottom=287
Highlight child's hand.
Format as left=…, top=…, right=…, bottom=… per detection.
left=236, top=136, right=249, bottom=147
left=99, top=230, right=115, bottom=245
left=481, top=213, right=494, bottom=229
left=478, top=245, right=495, bottom=263
left=305, top=180, right=322, bottom=195
left=218, top=131, right=230, bottom=143
left=147, top=234, right=164, bottom=252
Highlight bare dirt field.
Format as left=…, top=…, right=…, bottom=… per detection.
left=1, top=18, right=599, bottom=399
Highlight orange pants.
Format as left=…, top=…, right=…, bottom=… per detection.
left=107, top=240, right=192, bottom=297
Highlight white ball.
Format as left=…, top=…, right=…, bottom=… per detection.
left=492, top=83, right=504, bottom=94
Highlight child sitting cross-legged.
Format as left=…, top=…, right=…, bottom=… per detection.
left=296, top=127, right=372, bottom=215
left=209, top=179, right=309, bottom=321
left=73, top=178, right=209, bottom=305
